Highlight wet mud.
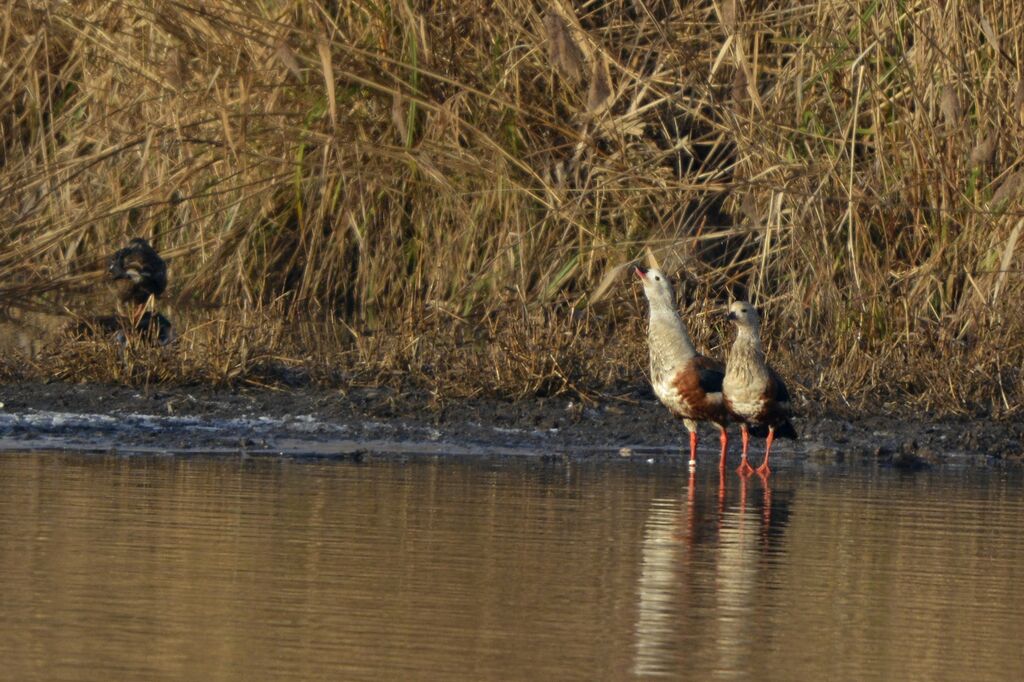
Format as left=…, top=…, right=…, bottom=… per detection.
left=0, top=381, right=1021, bottom=467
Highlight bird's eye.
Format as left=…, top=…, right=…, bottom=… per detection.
left=654, top=276, right=661, bottom=281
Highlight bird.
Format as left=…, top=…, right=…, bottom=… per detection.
left=107, top=237, right=167, bottom=325
left=722, top=301, right=797, bottom=476
left=122, top=311, right=175, bottom=346
left=636, top=265, right=731, bottom=469
left=69, top=310, right=175, bottom=346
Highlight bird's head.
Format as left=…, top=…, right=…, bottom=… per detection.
left=107, top=249, right=125, bottom=277
left=726, top=300, right=760, bottom=330
left=635, top=265, right=676, bottom=308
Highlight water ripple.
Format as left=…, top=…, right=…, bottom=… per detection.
left=0, top=453, right=1021, bottom=680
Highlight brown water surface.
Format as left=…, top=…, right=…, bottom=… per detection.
left=1, top=453, right=1022, bottom=680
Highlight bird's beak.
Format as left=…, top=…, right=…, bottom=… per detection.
left=635, top=265, right=648, bottom=279
left=726, top=311, right=738, bottom=321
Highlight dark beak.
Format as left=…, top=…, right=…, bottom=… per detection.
left=635, top=265, right=648, bottom=279
left=727, top=311, right=738, bottom=321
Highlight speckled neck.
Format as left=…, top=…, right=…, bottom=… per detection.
left=725, top=326, right=767, bottom=384
left=645, top=298, right=697, bottom=379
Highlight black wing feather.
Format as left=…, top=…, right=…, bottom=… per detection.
left=769, top=367, right=791, bottom=403
left=696, top=367, right=724, bottom=394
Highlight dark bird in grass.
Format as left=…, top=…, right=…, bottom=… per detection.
left=108, top=237, right=167, bottom=323
left=636, top=266, right=732, bottom=470
left=72, top=311, right=175, bottom=346
left=117, top=311, right=174, bottom=346
left=722, top=301, right=797, bottom=477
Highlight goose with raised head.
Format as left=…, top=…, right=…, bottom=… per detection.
left=636, top=266, right=731, bottom=469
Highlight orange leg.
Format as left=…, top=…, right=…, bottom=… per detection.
left=736, top=424, right=755, bottom=476
left=757, top=428, right=775, bottom=477
left=688, top=430, right=698, bottom=468
left=717, top=427, right=728, bottom=470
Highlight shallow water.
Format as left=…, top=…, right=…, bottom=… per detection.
left=1, top=453, right=1022, bottom=681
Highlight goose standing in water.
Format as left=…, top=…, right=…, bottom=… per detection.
left=636, top=266, right=731, bottom=469
left=722, top=301, right=796, bottom=476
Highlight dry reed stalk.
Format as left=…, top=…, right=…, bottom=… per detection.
left=0, top=0, right=1021, bottom=415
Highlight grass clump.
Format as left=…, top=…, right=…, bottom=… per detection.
left=1, top=0, right=1023, bottom=416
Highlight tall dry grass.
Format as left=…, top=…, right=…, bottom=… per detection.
left=1, top=0, right=1023, bottom=415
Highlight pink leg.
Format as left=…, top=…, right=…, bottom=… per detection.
left=688, top=430, right=698, bottom=468
left=757, top=428, right=775, bottom=477
left=736, top=425, right=755, bottom=476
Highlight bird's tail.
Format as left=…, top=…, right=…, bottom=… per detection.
left=750, top=421, right=798, bottom=439
left=774, top=420, right=798, bottom=439
left=749, top=424, right=769, bottom=438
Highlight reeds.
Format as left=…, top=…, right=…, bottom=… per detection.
left=1, top=1, right=1023, bottom=415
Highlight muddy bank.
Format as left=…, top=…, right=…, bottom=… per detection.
left=0, top=381, right=1021, bottom=467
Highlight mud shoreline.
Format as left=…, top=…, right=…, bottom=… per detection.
left=0, top=381, right=1021, bottom=467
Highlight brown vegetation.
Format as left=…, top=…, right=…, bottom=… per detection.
left=1, top=1, right=1023, bottom=416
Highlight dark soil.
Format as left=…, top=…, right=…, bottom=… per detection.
left=1, top=381, right=1022, bottom=467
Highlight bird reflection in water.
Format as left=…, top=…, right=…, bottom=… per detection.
left=632, top=471, right=792, bottom=677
